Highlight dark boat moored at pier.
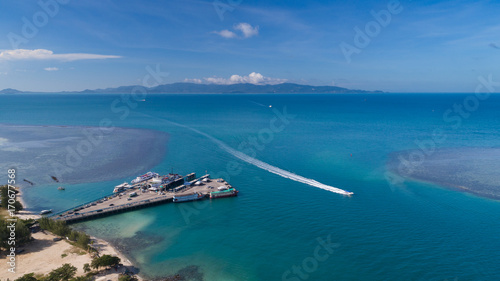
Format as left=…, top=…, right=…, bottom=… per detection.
left=173, top=192, right=204, bottom=203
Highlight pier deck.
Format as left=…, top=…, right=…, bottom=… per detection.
left=52, top=175, right=233, bottom=224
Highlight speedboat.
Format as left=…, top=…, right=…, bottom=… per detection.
left=40, top=209, right=52, bottom=215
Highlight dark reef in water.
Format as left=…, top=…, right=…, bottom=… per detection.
left=387, top=147, right=500, bottom=200
left=110, top=233, right=204, bottom=281
left=109, top=231, right=165, bottom=256
left=148, top=265, right=204, bottom=281
left=0, top=124, right=169, bottom=186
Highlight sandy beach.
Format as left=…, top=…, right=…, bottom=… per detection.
left=14, top=188, right=41, bottom=221
left=1, top=188, right=141, bottom=281
left=0, top=230, right=140, bottom=281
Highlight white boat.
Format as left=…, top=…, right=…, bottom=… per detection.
left=40, top=209, right=52, bottom=215
left=131, top=172, right=159, bottom=184
left=113, top=182, right=132, bottom=193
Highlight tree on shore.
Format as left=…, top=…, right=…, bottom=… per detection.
left=47, top=263, right=77, bottom=281
left=38, top=217, right=91, bottom=250
left=15, top=273, right=38, bottom=281
left=0, top=185, right=23, bottom=212
left=0, top=217, right=32, bottom=250
left=69, top=276, right=93, bottom=281
left=83, top=263, right=91, bottom=273
left=91, top=254, right=121, bottom=270
left=39, top=217, right=71, bottom=236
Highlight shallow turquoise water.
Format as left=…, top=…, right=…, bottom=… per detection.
left=1, top=93, right=500, bottom=280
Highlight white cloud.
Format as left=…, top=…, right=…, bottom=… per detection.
left=0, top=49, right=121, bottom=61
left=44, top=67, right=59, bottom=71
left=234, top=23, right=259, bottom=38
left=204, top=77, right=230, bottom=84
left=212, top=30, right=237, bottom=38
left=183, top=78, right=202, bottom=83
left=203, top=72, right=286, bottom=85
left=213, top=23, right=259, bottom=39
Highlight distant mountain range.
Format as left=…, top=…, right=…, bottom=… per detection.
left=0, top=88, right=23, bottom=94
left=1, top=83, right=382, bottom=94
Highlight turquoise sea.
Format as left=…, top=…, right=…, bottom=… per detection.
left=2, top=93, right=500, bottom=280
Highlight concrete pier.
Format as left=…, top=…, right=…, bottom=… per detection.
left=51, top=174, right=234, bottom=224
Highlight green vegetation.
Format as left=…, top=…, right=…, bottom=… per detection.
left=118, top=275, right=138, bottom=281
left=15, top=273, right=38, bottom=281
left=15, top=264, right=78, bottom=281
left=38, top=217, right=91, bottom=250
left=38, top=217, right=71, bottom=236
left=0, top=217, right=32, bottom=251
left=47, top=263, right=77, bottom=281
left=13, top=255, right=136, bottom=281
left=91, top=254, right=121, bottom=270
left=83, top=263, right=91, bottom=273
left=0, top=185, right=23, bottom=213
left=68, top=247, right=87, bottom=256
left=68, top=276, right=93, bottom=281
left=2, top=199, right=130, bottom=281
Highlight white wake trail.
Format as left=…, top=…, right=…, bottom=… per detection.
left=141, top=113, right=352, bottom=196
left=172, top=121, right=353, bottom=196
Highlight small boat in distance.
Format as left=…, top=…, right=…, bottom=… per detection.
left=40, top=209, right=52, bottom=215
left=57, top=186, right=65, bottom=190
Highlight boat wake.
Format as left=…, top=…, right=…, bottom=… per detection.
left=144, top=114, right=353, bottom=196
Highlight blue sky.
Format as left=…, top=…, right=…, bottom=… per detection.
left=0, top=0, right=499, bottom=92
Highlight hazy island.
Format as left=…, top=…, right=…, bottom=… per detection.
left=0, top=82, right=383, bottom=94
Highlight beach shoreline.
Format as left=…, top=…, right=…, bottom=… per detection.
left=8, top=186, right=143, bottom=281
left=14, top=187, right=41, bottom=220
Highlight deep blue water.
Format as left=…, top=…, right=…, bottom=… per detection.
left=1, top=93, right=500, bottom=280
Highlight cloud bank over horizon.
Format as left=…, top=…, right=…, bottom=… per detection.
left=1, top=1, right=498, bottom=92
left=0, top=49, right=121, bottom=61
left=184, top=72, right=287, bottom=85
